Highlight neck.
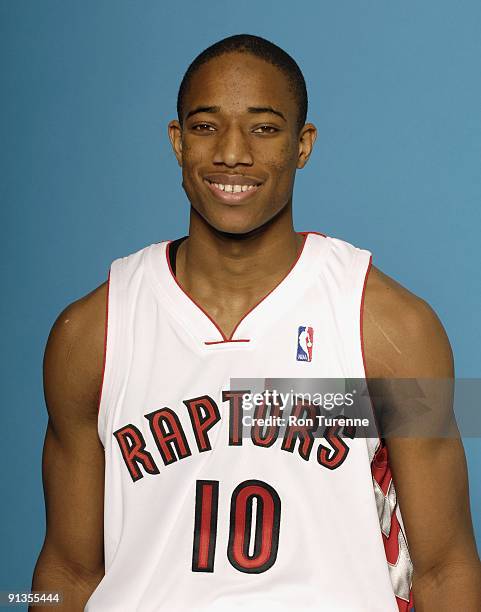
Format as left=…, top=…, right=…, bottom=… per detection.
left=176, top=203, right=304, bottom=298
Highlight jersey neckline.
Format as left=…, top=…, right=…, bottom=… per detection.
left=147, top=231, right=327, bottom=346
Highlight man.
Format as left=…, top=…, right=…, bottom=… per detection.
left=31, top=34, right=480, bottom=611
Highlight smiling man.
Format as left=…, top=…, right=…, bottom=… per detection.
left=31, top=34, right=480, bottom=611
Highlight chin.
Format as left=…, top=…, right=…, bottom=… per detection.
left=209, top=218, right=262, bottom=237
left=197, top=204, right=269, bottom=237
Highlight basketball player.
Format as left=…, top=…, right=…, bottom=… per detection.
left=30, top=35, right=481, bottom=611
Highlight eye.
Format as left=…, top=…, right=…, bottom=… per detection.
left=253, top=125, right=279, bottom=134
left=191, top=123, right=216, bottom=132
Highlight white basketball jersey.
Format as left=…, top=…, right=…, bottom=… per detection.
left=85, top=232, right=414, bottom=612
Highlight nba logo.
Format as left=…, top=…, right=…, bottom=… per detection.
left=297, top=326, right=314, bottom=362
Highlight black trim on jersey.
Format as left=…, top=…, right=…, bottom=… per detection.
left=183, top=395, right=221, bottom=453
left=145, top=407, right=192, bottom=465
left=223, top=390, right=250, bottom=446
left=281, top=402, right=319, bottom=461
left=227, top=479, right=281, bottom=574
left=192, top=480, right=219, bottom=573
left=251, top=401, right=282, bottom=447
left=317, top=422, right=352, bottom=470
left=242, top=494, right=265, bottom=560
left=113, top=424, right=160, bottom=482
left=343, top=423, right=357, bottom=439
left=168, top=235, right=188, bottom=276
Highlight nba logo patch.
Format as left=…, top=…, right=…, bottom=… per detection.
left=297, top=326, right=314, bottom=362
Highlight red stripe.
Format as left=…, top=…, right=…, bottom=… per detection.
left=204, top=339, right=250, bottom=345
left=166, top=241, right=229, bottom=341
left=360, top=254, right=373, bottom=383
left=97, top=269, right=110, bottom=417
left=396, top=592, right=415, bottom=612
left=228, top=232, right=309, bottom=340
left=198, top=484, right=213, bottom=568
left=303, top=230, right=327, bottom=237
left=360, top=254, right=387, bottom=456
left=362, top=255, right=414, bottom=610
left=166, top=231, right=316, bottom=342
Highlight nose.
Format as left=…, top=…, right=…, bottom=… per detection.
left=212, top=124, right=253, bottom=167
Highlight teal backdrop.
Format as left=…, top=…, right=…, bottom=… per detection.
left=1, top=1, right=480, bottom=606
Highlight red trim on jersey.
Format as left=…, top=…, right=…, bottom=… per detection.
left=165, top=231, right=313, bottom=342
left=396, top=594, right=414, bottom=612
left=97, top=269, right=110, bottom=417
left=360, top=254, right=385, bottom=447
left=227, top=231, right=309, bottom=339
left=166, top=241, right=229, bottom=341
left=304, top=230, right=327, bottom=237
left=204, top=339, right=250, bottom=345
left=359, top=254, right=372, bottom=384
left=361, top=256, right=414, bottom=611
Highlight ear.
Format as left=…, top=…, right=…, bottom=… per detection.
left=168, top=120, right=183, bottom=167
left=297, top=123, right=317, bottom=169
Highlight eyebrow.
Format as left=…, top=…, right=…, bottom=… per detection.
left=186, top=106, right=220, bottom=120
left=185, top=105, right=286, bottom=122
left=247, top=106, right=286, bottom=122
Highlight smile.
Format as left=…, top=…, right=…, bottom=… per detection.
left=203, top=179, right=261, bottom=203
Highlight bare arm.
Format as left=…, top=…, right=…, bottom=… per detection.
left=364, top=266, right=481, bottom=611
left=30, top=282, right=107, bottom=612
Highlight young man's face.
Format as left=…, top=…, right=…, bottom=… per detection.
left=169, top=52, right=316, bottom=235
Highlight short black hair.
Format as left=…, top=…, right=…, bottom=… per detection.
left=177, top=34, right=308, bottom=132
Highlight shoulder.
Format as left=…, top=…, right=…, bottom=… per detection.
left=47, top=282, right=107, bottom=358
left=50, top=282, right=107, bottom=339
left=44, top=282, right=108, bottom=425
left=363, top=265, right=453, bottom=378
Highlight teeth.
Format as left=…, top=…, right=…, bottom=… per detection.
left=207, top=180, right=258, bottom=192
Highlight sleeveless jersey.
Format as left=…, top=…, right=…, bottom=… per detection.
left=84, top=232, right=414, bottom=612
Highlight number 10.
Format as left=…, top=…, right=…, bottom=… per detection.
left=192, top=479, right=281, bottom=574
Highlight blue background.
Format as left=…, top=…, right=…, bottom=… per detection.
left=2, top=0, right=480, bottom=603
